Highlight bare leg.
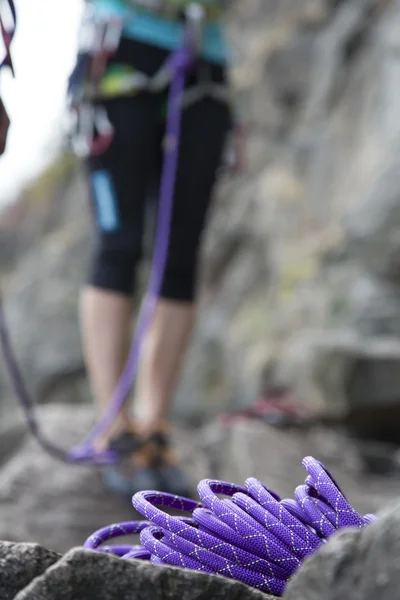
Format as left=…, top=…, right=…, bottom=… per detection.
left=135, top=298, right=196, bottom=434
left=79, top=285, right=136, bottom=449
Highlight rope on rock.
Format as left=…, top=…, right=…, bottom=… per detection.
left=84, top=456, right=378, bottom=596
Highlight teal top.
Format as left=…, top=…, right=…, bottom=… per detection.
left=91, top=0, right=230, bottom=65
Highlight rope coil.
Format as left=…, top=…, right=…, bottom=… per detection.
left=84, top=456, right=377, bottom=596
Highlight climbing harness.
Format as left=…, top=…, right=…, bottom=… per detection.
left=0, top=3, right=208, bottom=465
left=84, top=456, right=378, bottom=596
left=66, top=3, right=231, bottom=156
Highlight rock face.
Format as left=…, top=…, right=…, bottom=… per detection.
left=224, top=0, right=400, bottom=430
left=214, top=0, right=400, bottom=437
left=284, top=503, right=400, bottom=600
left=0, top=158, right=92, bottom=431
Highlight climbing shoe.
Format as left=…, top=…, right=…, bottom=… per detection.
left=146, top=429, right=194, bottom=498
left=101, top=430, right=162, bottom=497
left=101, top=428, right=193, bottom=498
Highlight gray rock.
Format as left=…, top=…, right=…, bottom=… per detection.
left=0, top=542, right=60, bottom=600
left=0, top=168, right=91, bottom=410
left=345, top=155, right=400, bottom=284
left=284, top=503, right=400, bottom=600
left=347, top=275, right=400, bottom=338
left=15, top=548, right=270, bottom=600
left=276, top=328, right=400, bottom=440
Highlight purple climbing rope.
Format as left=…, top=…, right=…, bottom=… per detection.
left=84, top=456, right=377, bottom=596
left=0, top=8, right=201, bottom=465
left=69, top=44, right=193, bottom=462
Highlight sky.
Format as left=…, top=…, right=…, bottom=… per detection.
left=0, top=0, right=84, bottom=205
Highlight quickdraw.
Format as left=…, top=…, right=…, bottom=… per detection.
left=66, top=11, right=123, bottom=156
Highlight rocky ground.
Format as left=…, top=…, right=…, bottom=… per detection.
left=0, top=404, right=398, bottom=555
left=2, top=0, right=400, bottom=597
left=0, top=404, right=399, bottom=599
left=4, top=502, right=400, bottom=600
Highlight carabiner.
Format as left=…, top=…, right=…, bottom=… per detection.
left=91, top=105, right=114, bottom=156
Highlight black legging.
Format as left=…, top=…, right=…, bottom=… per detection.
left=85, top=38, right=231, bottom=301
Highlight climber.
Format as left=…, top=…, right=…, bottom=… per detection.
left=68, top=0, right=246, bottom=495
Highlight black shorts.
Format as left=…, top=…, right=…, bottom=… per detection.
left=85, top=38, right=232, bottom=301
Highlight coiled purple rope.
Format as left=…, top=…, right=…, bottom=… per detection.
left=84, top=456, right=378, bottom=596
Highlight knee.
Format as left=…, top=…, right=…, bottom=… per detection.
left=159, top=228, right=205, bottom=302
left=89, top=233, right=142, bottom=296
left=160, top=259, right=197, bottom=303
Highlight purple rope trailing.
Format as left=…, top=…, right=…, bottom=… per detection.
left=69, top=45, right=192, bottom=462
left=0, top=14, right=198, bottom=465
left=84, top=456, right=378, bottom=596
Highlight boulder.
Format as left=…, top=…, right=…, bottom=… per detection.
left=0, top=542, right=60, bottom=600
left=14, top=548, right=269, bottom=600
left=284, top=503, right=400, bottom=600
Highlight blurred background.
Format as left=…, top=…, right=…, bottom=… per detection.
left=1, top=0, right=400, bottom=555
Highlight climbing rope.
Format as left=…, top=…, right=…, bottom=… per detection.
left=84, top=456, right=378, bottom=596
